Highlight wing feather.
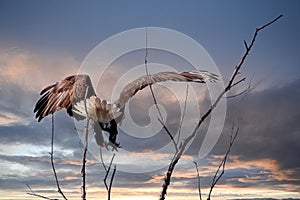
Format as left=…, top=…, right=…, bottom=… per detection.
left=114, top=70, right=218, bottom=108
left=34, top=74, right=96, bottom=122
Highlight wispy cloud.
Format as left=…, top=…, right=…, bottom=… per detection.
left=1, top=42, right=300, bottom=200
left=0, top=49, right=78, bottom=125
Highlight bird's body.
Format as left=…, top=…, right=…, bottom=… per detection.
left=72, top=96, right=122, bottom=123
left=34, top=70, right=218, bottom=149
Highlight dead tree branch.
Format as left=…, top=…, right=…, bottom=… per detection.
left=207, top=123, right=238, bottom=200
left=177, top=84, right=189, bottom=144
left=108, top=165, right=117, bottom=200
left=99, top=147, right=107, bottom=172
left=81, top=117, right=89, bottom=200
left=81, top=89, right=90, bottom=200
left=159, top=15, right=282, bottom=200
left=27, top=192, right=56, bottom=200
left=103, top=154, right=116, bottom=191
left=144, top=27, right=178, bottom=152
left=26, top=184, right=57, bottom=200
left=26, top=114, right=68, bottom=200
left=100, top=150, right=116, bottom=200
left=193, top=161, right=202, bottom=200
left=50, top=114, right=68, bottom=200
left=226, top=73, right=255, bottom=99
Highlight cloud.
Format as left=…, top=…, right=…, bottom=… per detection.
left=189, top=79, right=300, bottom=197
left=0, top=48, right=79, bottom=90
left=230, top=199, right=300, bottom=200
left=226, top=79, right=300, bottom=170
left=148, top=79, right=300, bottom=198
left=1, top=46, right=300, bottom=199
left=0, top=48, right=79, bottom=125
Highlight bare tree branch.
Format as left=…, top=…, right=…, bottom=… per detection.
left=27, top=192, right=58, bottom=200
left=159, top=15, right=283, bottom=200
left=207, top=123, right=239, bottom=200
left=231, top=77, right=246, bottom=89
left=108, top=165, right=117, bottom=200
left=226, top=73, right=255, bottom=99
left=26, top=184, right=35, bottom=195
left=144, top=27, right=178, bottom=152
left=193, top=161, right=202, bottom=200
left=99, top=147, right=107, bottom=172
left=81, top=88, right=91, bottom=200
left=81, top=117, right=89, bottom=200
left=100, top=152, right=116, bottom=200
left=26, top=115, right=68, bottom=200
left=103, top=154, right=116, bottom=191
left=50, top=114, right=68, bottom=200
left=177, top=84, right=189, bottom=144
left=26, top=184, right=58, bottom=200
left=157, top=117, right=178, bottom=152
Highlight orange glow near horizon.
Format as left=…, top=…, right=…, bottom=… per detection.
left=1, top=142, right=300, bottom=200
left=1, top=184, right=299, bottom=200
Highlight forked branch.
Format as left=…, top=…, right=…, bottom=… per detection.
left=81, top=117, right=89, bottom=200
left=26, top=184, right=56, bottom=200
left=159, top=15, right=282, bottom=200
left=207, top=123, right=239, bottom=200
left=193, top=161, right=202, bottom=200
left=100, top=148, right=116, bottom=200
left=144, top=27, right=178, bottom=153
left=50, top=114, right=68, bottom=200
left=26, top=114, right=68, bottom=200
left=81, top=89, right=91, bottom=200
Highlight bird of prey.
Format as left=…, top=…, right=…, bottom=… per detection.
left=34, top=70, right=218, bottom=150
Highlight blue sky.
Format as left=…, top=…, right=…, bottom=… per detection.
left=0, top=1, right=300, bottom=199
left=1, top=0, right=299, bottom=84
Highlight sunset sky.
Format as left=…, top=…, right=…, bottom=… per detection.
left=0, top=1, right=300, bottom=200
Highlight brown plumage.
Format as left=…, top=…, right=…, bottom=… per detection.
left=34, top=75, right=96, bottom=122
left=34, top=70, right=218, bottom=148
left=114, top=70, right=218, bottom=108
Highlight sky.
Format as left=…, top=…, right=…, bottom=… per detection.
left=0, top=0, right=300, bottom=200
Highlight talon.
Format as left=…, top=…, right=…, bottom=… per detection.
left=114, top=142, right=121, bottom=148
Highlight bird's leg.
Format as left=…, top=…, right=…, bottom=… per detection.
left=103, top=122, right=111, bottom=130
left=107, top=119, right=120, bottom=148
left=99, top=120, right=121, bottom=148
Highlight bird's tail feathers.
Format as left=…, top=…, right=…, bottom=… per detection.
left=72, top=96, right=98, bottom=121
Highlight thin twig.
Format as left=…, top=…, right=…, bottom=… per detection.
left=108, top=165, right=117, bottom=200
left=144, top=27, right=178, bottom=152
left=159, top=15, right=282, bottom=200
left=50, top=114, right=68, bottom=200
left=226, top=74, right=255, bottom=99
left=103, top=154, right=116, bottom=190
left=27, top=192, right=57, bottom=200
left=99, top=147, right=107, bottom=172
left=26, top=184, right=57, bottom=200
left=26, top=115, right=68, bottom=200
left=81, top=88, right=90, bottom=200
left=81, top=118, right=89, bottom=200
left=157, top=117, right=178, bottom=152
left=26, top=184, right=35, bottom=195
left=102, top=153, right=116, bottom=200
left=231, top=77, right=246, bottom=88
left=177, top=84, right=189, bottom=144
left=193, top=161, right=202, bottom=200
left=207, top=123, right=239, bottom=200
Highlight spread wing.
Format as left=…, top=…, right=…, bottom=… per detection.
left=34, top=74, right=96, bottom=122
left=114, top=70, right=218, bottom=108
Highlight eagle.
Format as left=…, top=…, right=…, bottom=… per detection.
left=34, top=70, right=218, bottom=150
